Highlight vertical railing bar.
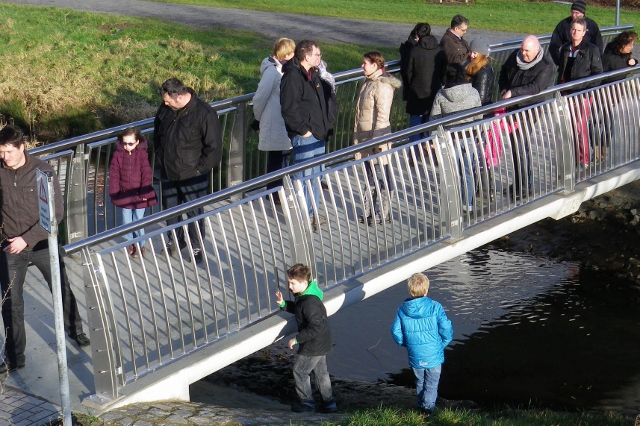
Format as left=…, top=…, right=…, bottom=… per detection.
left=124, top=246, right=152, bottom=373
left=206, top=216, right=228, bottom=337
left=341, top=167, right=363, bottom=275
left=189, top=220, right=209, bottom=345
left=134, top=240, right=162, bottom=367
left=161, top=230, right=187, bottom=353
left=226, top=208, right=252, bottom=324
left=177, top=224, right=198, bottom=350
left=239, top=202, right=263, bottom=316
left=147, top=238, right=174, bottom=360
left=217, top=213, right=242, bottom=330
left=110, top=250, right=139, bottom=379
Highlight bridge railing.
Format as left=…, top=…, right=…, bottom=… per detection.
left=29, top=26, right=632, bottom=244
left=63, top=68, right=640, bottom=403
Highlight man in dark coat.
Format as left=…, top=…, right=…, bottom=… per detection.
left=406, top=23, right=447, bottom=142
left=154, top=78, right=222, bottom=263
left=549, top=0, right=602, bottom=66
left=499, top=35, right=556, bottom=201
left=280, top=39, right=336, bottom=229
left=439, top=14, right=470, bottom=65
left=0, top=125, right=90, bottom=374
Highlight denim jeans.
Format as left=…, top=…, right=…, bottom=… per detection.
left=291, top=134, right=325, bottom=218
left=0, top=244, right=85, bottom=365
left=292, top=354, right=333, bottom=405
left=454, top=139, right=476, bottom=208
left=413, top=364, right=442, bottom=411
left=409, top=114, right=428, bottom=143
left=161, top=173, right=208, bottom=250
left=121, top=207, right=146, bottom=245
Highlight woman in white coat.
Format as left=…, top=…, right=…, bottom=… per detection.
left=253, top=38, right=295, bottom=202
left=353, top=51, right=402, bottom=226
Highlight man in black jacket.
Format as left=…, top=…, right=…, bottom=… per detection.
left=0, top=125, right=90, bottom=374
left=549, top=0, right=602, bottom=66
left=280, top=40, right=335, bottom=229
left=439, top=14, right=470, bottom=65
left=499, top=36, right=556, bottom=201
left=154, top=78, right=222, bottom=263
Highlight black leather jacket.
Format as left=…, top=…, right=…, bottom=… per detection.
left=470, top=64, right=495, bottom=106
left=558, top=41, right=603, bottom=92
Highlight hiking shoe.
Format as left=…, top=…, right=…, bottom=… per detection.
left=291, top=402, right=316, bottom=412
left=358, top=215, right=369, bottom=224
left=419, top=407, right=433, bottom=417
left=310, top=216, right=327, bottom=232
left=72, top=333, right=91, bottom=347
left=0, top=361, right=25, bottom=374
left=318, top=401, right=338, bottom=413
left=368, top=214, right=391, bottom=226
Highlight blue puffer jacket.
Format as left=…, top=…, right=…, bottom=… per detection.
left=391, top=296, right=453, bottom=369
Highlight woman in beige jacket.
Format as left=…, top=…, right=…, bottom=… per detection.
left=354, top=51, right=402, bottom=226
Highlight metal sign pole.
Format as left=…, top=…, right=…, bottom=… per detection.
left=38, top=169, right=72, bottom=425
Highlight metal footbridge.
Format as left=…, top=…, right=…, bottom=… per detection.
left=2, top=27, right=639, bottom=413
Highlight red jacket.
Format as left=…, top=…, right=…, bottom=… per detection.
left=109, top=139, right=157, bottom=209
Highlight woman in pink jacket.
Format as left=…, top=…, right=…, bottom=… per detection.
left=109, top=127, right=157, bottom=258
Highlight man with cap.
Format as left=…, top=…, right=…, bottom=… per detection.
left=549, top=0, right=602, bottom=66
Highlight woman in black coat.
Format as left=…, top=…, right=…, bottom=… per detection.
left=602, top=31, right=638, bottom=83
left=464, top=36, right=495, bottom=106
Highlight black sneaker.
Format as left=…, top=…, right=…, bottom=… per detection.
left=0, top=361, right=25, bottom=374
left=419, top=407, right=433, bottom=417
left=291, top=402, right=316, bottom=412
left=192, top=249, right=204, bottom=264
left=164, top=240, right=187, bottom=257
left=72, top=333, right=91, bottom=347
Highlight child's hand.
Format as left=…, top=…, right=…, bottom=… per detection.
left=288, top=337, right=297, bottom=350
left=275, top=291, right=283, bottom=305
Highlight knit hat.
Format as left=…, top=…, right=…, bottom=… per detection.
left=571, top=0, right=586, bottom=14
left=469, top=36, right=490, bottom=56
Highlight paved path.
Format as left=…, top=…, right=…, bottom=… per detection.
left=2, top=0, right=527, bottom=47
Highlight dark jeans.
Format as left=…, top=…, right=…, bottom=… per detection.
left=0, top=244, right=84, bottom=365
left=161, top=174, right=208, bottom=250
left=292, top=354, right=333, bottom=405
left=265, top=150, right=291, bottom=191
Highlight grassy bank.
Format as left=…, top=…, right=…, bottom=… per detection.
left=326, top=406, right=631, bottom=426
left=0, top=4, right=395, bottom=141
left=143, top=0, right=640, bottom=34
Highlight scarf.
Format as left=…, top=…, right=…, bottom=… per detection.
left=516, top=47, right=545, bottom=70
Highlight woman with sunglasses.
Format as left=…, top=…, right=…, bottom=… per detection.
left=109, top=127, right=157, bottom=258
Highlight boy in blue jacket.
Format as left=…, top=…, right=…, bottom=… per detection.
left=391, top=273, right=453, bottom=416
left=275, top=263, right=337, bottom=413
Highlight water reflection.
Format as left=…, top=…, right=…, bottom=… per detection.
left=328, top=248, right=640, bottom=414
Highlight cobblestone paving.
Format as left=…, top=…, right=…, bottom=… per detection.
left=0, top=385, right=60, bottom=426
left=99, top=401, right=345, bottom=426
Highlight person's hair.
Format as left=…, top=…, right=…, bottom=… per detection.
left=287, top=263, right=311, bottom=283
left=444, top=63, right=469, bottom=88
left=571, top=17, right=587, bottom=31
left=0, top=124, right=25, bottom=148
left=295, top=39, right=318, bottom=62
left=160, top=78, right=188, bottom=98
left=273, top=38, right=296, bottom=61
left=410, top=22, right=424, bottom=39
left=417, top=23, right=431, bottom=39
left=608, top=31, right=638, bottom=55
left=363, top=51, right=388, bottom=75
left=465, top=53, right=490, bottom=78
left=117, top=127, right=144, bottom=144
left=451, top=14, right=469, bottom=30
left=408, top=273, right=430, bottom=297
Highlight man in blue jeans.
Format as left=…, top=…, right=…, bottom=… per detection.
left=280, top=40, right=337, bottom=231
left=0, top=125, right=90, bottom=374
left=154, top=78, right=222, bottom=262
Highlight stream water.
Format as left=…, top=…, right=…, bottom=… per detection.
left=328, top=248, right=640, bottom=415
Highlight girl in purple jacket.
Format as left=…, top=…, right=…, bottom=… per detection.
left=109, top=127, right=157, bottom=258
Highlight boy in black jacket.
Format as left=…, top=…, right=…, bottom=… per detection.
left=275, top=264, right=337, bottom=413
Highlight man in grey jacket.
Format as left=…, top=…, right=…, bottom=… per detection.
left=0, top=125, right=90, bottom=374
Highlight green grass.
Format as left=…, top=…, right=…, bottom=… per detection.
left=141, top=0, right=640, bottom=35
left=0, top=4, right=395, bottom=140
left=325, top=406, right=632, bottom=426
